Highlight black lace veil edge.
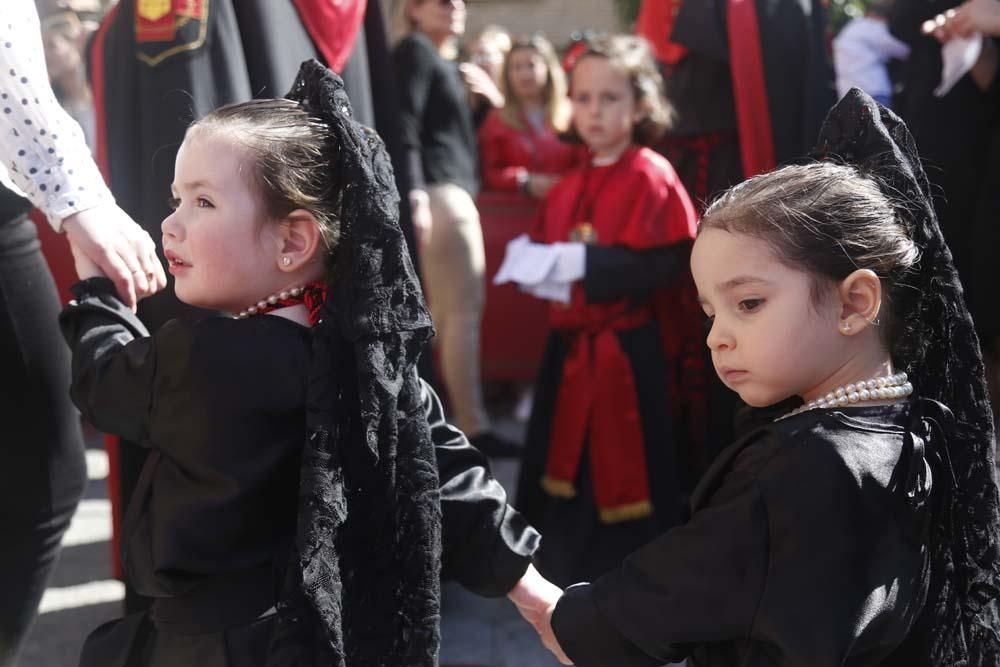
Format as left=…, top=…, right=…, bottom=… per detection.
left=263, top=60, right=440, bottom=667
left=812, top=88, right=1000, bottom=664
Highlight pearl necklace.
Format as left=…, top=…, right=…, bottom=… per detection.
left=777, top=372, right=913, bottom=421
left=234, top=286, right=304, bottom=319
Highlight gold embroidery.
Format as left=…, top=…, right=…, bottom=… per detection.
left=137, top=0, right=171, bottom=22
left=136, top=0, right=210, bottom=67
left=569, top=222, right=598, bottom=244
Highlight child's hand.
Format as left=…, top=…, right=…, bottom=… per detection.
left=537, top=603, right=573, bottom=665
left=507, top=564, right=572, bottom=664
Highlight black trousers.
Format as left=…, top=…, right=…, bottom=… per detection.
left=0, top=211, right=87, bottom=666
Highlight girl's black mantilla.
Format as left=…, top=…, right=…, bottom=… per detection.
left=813, top=88, right=1000, bottom=665
left=265, top=59, right=440, bottom=667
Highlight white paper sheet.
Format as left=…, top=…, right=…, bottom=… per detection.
left=934, top=33, right=983, bottom=97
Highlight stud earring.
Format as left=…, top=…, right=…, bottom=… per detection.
left=282, top=256, right=292, bottom=267
left=841, top=322, right=851, bottom=333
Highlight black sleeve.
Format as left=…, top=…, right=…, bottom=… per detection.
left=471, top=95, right=492, bottom=129
left=423, top=379, right=541, bottom=596
left=58, top=277, right=155, bottom=444
left=582, top=243, right=690, bottom=304
left=551, top=440, right=770, bottom=666
left=394, top=36, right=434, bottom=191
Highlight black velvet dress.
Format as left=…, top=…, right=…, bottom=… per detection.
left=59, top=279, right=539, bottom=667
left=552, top=402, right=945, bottom=667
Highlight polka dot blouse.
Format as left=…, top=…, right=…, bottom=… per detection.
left=0, top=0, right=113, bottom=231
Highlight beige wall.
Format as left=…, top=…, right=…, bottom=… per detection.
left=466, top=0, right=623, bottom=45
left=384, top=0, right=625, bottom=50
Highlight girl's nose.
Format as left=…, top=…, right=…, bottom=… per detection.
left=161, top=211, right=180, bottom=239
left=705, top=319, right=733, bottom=352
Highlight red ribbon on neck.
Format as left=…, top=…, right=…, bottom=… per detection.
left=250, top=281, right=329, bottom=326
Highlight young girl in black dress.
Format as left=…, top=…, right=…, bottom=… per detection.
left=526, top=90, right=1000, bottom=665
left=59, top=60, right=555, bottom=667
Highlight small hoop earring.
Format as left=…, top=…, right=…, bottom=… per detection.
left=282, top=256, right=292, bottom=267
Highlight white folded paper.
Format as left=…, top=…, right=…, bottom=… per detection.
left=493, top=233, right=586, bottom=304
left=934, top=33, right=983, bottom=97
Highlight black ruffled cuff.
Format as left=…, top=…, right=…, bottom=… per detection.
left=63, top=276, right=148, bottom=340
left=482, top=506, right=540, bottom=597
left=69, top=276, right=120, bottom=302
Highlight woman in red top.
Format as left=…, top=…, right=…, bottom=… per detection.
left=478, top=35, right=582, bottom=198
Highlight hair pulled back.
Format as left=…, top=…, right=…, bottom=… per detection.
left=188, top=98, right=342, bottom=279
left=701, top=161, right=925, bottom=370
left=564, top=34, right=674, bottom=146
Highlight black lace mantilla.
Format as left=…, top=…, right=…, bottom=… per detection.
left=264, top=60, right=441, bottom=667
left=813, top=89, right=1000, bottom=665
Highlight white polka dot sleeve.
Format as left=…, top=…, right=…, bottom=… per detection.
left=0, top=0, right=113, bottom=232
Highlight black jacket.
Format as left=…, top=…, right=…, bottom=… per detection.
left=60, top=278, right=538, bottom=636
left=552, top=402, right=940, bottom=666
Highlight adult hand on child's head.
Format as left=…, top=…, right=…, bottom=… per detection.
left=62, top=203, right=167, bottom=309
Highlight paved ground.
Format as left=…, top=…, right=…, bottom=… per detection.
left=17, top=416, right=565, bottom=667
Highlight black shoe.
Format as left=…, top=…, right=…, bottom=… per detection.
left=469, top=431, right=522, bottom=458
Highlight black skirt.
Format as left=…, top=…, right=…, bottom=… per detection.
left=80, top=563, right=279, bottom=667
left=79, top=608, right=276, bottom=667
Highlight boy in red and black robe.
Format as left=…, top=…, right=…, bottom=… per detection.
left=514, top=144, right=700, bottom=587
left=635, top=0, right=836, bottom=479
left=637, top=0, right=835, bottom=203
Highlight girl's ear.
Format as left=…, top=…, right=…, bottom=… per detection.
left=837, top=269, right=882, bottom=336
left=275, top=209, right=322, bottom=273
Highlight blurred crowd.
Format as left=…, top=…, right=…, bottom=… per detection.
left=6, top=0, right=1000, bottom=662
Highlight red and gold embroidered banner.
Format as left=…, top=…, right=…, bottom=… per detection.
left=135, top=0, right=209, bottom=66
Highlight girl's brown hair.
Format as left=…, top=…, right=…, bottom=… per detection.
left=700, top=161, right=921, bottom=366
left=499, top=35, right=571, bottom=133
left=187, top=98, right=343, bottom=278
left=563, top=34, right=674, bottom=147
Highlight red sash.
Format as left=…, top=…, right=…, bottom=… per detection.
left=544, top=301, right=655, bottom=523
left=728, top=0, right=776, bottom=177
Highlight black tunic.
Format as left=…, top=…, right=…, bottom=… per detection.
left=552, top=402, right=937, bottom=667
left=393, top=31, right=480, bottom=196
left=888, top=1, right=1000, bottom=340
left=665, top=0, right=835, bottom=178
left=59, top=279, right=539, bottom=665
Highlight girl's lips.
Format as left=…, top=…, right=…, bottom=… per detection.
left=720, top=369, right=749, bottom=383
left=164, top=249, right=190, bottom=275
